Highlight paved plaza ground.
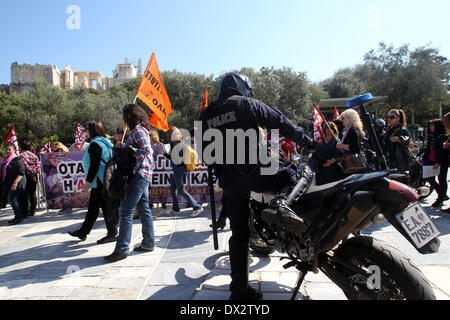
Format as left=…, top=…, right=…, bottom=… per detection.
left=0, top=187, right=449, bottom=300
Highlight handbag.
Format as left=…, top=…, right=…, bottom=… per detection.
left=342, top=152, right=368, bottom=174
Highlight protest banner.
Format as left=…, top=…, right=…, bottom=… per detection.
left=149, top=144, right=223, bottom=204
left=75, top=123, right=89, bottom=151
left=333, top=106, right=341, bottom=121
left=40, top=152, right=90, bottom=210
left=4, top=125, right=19, bottom=151
left=313, top=103, right=325, bottom=144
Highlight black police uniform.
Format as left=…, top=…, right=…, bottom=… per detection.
left=199, top=93, right=310, bottom=299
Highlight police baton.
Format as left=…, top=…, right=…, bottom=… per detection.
left=208, top=166, right=219, bottom=250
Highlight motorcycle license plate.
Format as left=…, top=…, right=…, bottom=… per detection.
left=395, top=203, right=440, bottom=249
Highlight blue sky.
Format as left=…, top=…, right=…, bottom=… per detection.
left=1, top=0, right=449, bottom=85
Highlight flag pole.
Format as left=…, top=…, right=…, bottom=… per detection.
left=208, top=166, right=219, bottom=251
left=121, top=126, right=128, bottom=144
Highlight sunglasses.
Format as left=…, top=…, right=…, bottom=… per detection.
left=387, top=115, right=398, bottom=120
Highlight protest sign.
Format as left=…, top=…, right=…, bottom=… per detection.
left=149, top=144, right=223, bottom=204
left=40, top=152, right=90, bottom=210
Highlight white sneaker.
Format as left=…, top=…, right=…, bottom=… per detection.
left=191, top=208, right=203, bottom=217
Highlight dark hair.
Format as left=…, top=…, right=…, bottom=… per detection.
left=114, top=124, right=131, bottom=145
left=5, top=143, right=17, bottom=151
left=20, top=140, right=33, bottom=151
left=123, top=104, right=150, bottom=130
left=332, top=119, right=344, bottom=131
left=323, top=122, right=339, bottom=137
left=432, top=119, right=446, bottom=137
left=87, top=121, right=106, bottom=138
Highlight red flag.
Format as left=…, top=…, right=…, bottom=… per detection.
left=333, top=106, right=341, bottom=121
left=75, top=123, right=89, bottom=151
left=4, top=125, right=19, bottom=151
left=39, top=142, right=51, bottom=154
left=313, top=103, right=325, bottom=144
left=199, top=87, right=208, bottom=117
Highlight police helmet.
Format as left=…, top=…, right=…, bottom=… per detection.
left=217, top=72, right=254, bottom=98
left=375, top=119, right=386, bottom=126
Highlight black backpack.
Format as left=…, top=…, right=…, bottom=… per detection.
left=107, top=146, right=137, bottom=200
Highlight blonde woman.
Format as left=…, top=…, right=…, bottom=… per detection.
left=164, top=126, right=203, bottom=217
left=336, top=109, right=365, bottom=154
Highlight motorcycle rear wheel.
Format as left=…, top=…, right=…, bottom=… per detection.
left=333, top=236, right=436, bottom=300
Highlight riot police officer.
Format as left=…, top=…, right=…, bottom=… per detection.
left=198, top=72, right=311, bottom=300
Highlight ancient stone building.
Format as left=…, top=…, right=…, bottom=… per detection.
left=10, top=60, right=139, bottom=94
left=107, top=63, right=139, bottom=88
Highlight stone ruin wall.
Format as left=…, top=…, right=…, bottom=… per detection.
left=9, top=62, right=139, bottom=94
left=10, top=62, right=60, bottom=93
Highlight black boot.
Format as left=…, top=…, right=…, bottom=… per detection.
left=228, top=244, right=262, bottom=300
left=229, top=274, right=263, bottom=300
left=97, top=234, right=118, bottom=244
left=68, top=230, right=87, bottom=241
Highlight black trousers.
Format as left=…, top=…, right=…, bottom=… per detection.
left=427, top=165, right=449, bottom=201
left=23, top=174, right=37, bottom=216
left=79, top=181, right=119, bottom=237
left=221, top=164, right=298, bottom=283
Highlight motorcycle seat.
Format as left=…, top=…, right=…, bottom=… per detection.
left=299, top=172, right=388, bottom=204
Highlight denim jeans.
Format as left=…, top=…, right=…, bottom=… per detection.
left=115, top=174, right=155, bottom=254
left=169, top=165, right=201, bottom=212
left=8, top=189, right=25, bottom=220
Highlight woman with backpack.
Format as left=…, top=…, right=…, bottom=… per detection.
left=67, top=121, right=115, bottom=244
left=104, top=104, right=156, bottom=263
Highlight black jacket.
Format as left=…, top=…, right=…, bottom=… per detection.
left=1, top=157, right=27, bottom=192
left=343, top=126, right=362, bottom=154
left=199, top=94, right=310, bottom=176
left=423, top=134, right=449, bottom=166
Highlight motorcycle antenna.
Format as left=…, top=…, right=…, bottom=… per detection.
left=348, top=93, right=388, bottom=171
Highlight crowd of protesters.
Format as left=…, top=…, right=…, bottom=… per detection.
left=312, top=107, right=450, bottom=214
left=2, top=102, right=449, bottom=264
left=0, top=105, right=205, bottom=255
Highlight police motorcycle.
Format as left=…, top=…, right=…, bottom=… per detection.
left=247, top=94, right=440, bottom=300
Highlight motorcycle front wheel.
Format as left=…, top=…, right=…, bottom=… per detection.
left=249, top=237, right=276, bottom=256
left=332, top=236, right=436, bottom=300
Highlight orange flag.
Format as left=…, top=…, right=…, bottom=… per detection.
left=199, top=87, right=208, bottom=117
left=136, top=53, right=172, bottom=131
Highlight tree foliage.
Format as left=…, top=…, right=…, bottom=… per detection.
left=321, top=42, right=450, bottom=126
left=1, top=43, right=449, bottom=148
